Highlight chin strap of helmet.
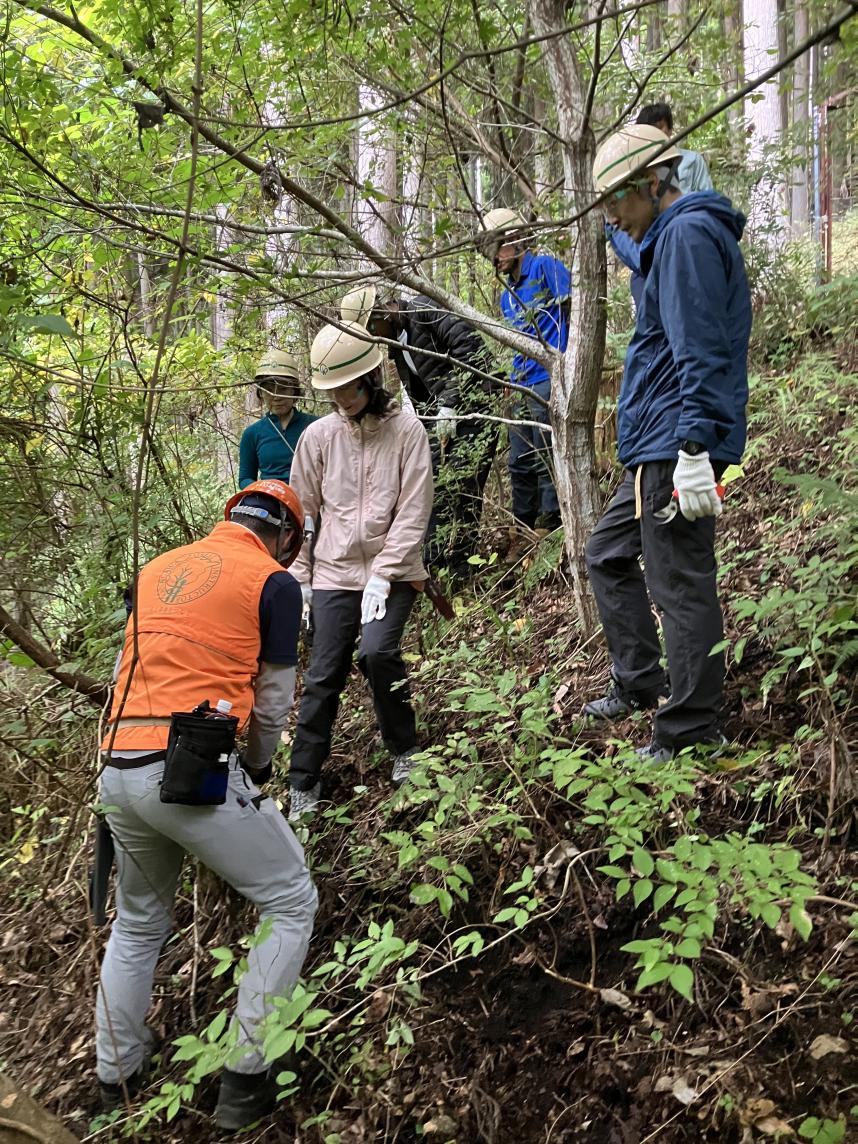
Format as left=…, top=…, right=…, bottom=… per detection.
left=649, top=157, right=681, bottom=216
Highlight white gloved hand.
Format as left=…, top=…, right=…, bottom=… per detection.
left=300, top=583, right=313, bottom=615
left=361, top=575, right=391, bottom=624
left=672, top=450, right=723, bottom=521
left=436, top=406, right=457, bottom=442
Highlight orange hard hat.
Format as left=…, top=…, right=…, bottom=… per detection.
left=224, top=479, right=305, bottom=568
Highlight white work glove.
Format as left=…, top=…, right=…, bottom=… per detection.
left=436, top=406, right=457, bottom=442
left=672, top=450, right=723, bottom=521
left=361, top=575, right=391, bottom=624
left=300, top=583, right=313, bottom=616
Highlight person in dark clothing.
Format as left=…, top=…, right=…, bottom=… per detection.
left=368, top=295, right=496, bottom=572
left=608, top=104, right=714, bottom=309
left=238, top=349, right=317, bottom=487
left=585, top=124, right=751, bottom=762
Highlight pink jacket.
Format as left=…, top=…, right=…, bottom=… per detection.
left=289, top=404, right=433, bottom=591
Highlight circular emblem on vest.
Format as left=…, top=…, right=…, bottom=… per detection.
left=156, top=551, right=223, bottom=605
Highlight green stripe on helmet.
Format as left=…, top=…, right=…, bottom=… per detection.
left=596, top=139, right=663, bottom=183
left=315, top=342, right=375, bottom=377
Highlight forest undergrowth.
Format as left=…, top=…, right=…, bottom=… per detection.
left=0, top=334, right=856, bottom=1143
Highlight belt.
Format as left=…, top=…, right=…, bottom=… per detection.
left=104, top=751, right=167, bottom=770
left=109, top=717, right=173, bottom=730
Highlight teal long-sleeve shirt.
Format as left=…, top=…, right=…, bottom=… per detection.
left=238, top=409, right=318, bottom=488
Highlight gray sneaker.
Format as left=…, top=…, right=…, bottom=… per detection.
left=637, top=734, right=728, bottom=765
left=391, top=748, right=420, bottom=786
left=583, top=685, right=635, bottom=722
left=287, top=782, right=321, bottom=821
left=583, top=680, right=665, bottom=723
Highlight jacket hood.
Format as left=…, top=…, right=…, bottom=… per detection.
left=641, top=191, right=746, bottom=261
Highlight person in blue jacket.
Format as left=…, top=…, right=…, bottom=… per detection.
left=238, top=350, right=317, bottom=488
left=477, top=208, right=570, bottom=541
left=584, top=124, right=751, bottom=761
left=609, top=103, right=714, bottom=309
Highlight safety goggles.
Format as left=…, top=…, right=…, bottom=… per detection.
left=603, top=178, right=650, bottom=212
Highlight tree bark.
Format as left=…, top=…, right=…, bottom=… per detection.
left=723, top=0, right=745, bottom=158
left=527, top=0, right=607, bottom=634
left=355, top=84, right=397, bottom=254
left=743, top=0, right=788, bottom=238
left=790, top=0, right=810, bottom=230
left=667, top=0, right=685, bottom=33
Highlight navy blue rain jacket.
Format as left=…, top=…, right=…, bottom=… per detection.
left=617, top=192, right=751, bottom=467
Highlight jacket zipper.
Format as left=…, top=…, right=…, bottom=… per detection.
left=356, top=420, right=368, bottom=579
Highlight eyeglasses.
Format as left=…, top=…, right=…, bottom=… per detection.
left=257, top=377, right=298, bottom=394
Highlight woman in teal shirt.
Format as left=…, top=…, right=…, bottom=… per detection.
left=238, top=350, right=317, bottom=488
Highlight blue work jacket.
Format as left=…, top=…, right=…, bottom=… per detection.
left=608, top=148, right=714, bottom=306
left=617, top=192, right=751, bottom=467
left=500, top=251, right=571, bottom=387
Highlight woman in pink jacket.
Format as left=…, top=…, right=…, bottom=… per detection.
left=287, top=319, right=434, bottom=818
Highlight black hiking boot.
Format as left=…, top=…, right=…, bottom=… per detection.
left=99, top=1065, right=149, bottom=1112
left=582, top=679, right=665, bottom=723
left=214, top=1068, right=278, bottom=1133
left=533, top=511, right=562, bottom=533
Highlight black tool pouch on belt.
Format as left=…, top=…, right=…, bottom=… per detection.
left=160, top=711, right=238, bottom=806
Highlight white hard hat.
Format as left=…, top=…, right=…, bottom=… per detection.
left=478, top=207, right=527, bottom=234
left=310, top=321, right=384, bottom=390
left=476, top=207, right=531, bottom=259
left=592, top=125, right=682, bottom=195
left=254, top=348, right=300, bottom=380
left=340, top=284, right=377, bottom=326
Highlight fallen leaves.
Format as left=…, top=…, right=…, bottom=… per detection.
left=654, top=1072, right=698, bottom=1105
left=808, top=1033, right=849, bottom=1060
left=737, top=1097, right=795, bottom=1137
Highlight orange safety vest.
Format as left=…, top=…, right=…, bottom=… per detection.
left=103, top=521, right=284, bottom=753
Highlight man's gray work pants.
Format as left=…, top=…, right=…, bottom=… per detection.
left=96, top=759, right=317, bottom=1084
left=585, top=462, right=725, bottom=748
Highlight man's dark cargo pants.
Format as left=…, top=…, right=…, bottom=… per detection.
left=585, top=462, right=725, bottom=749
left=289, top=585, right=417, bottom=791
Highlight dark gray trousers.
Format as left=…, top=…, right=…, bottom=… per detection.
left=425, top=416, right=498, bottom=569
left=289, top=585, right=418, bottom=790
left=508, top=379, right=560, bottom=525
left=585, top=463, right=725, bottom=749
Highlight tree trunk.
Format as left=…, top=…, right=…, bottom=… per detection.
left=355, top=85, right=397, bottom=254
left=532, top=96, right=552, bottom=196
left=647, top=5, right=663, bottom=51
left=667, top=0, right=685, bottom=33
left=527, top=0, right=607, bottom=635
left=777, top=0, right=790, bottom=148
left=723, top=0, right=745, bottom=161
left=743, top=0, right=787, bottom=239
left=790, top=0, right=810, bottom=230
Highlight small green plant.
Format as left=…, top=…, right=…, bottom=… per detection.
left=544, top=745, right=816, bottom=999
left=798, top=1115, right=847, bottom=1144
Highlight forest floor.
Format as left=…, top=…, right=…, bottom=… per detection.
left=0, top=338, right=856, bottom=1143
